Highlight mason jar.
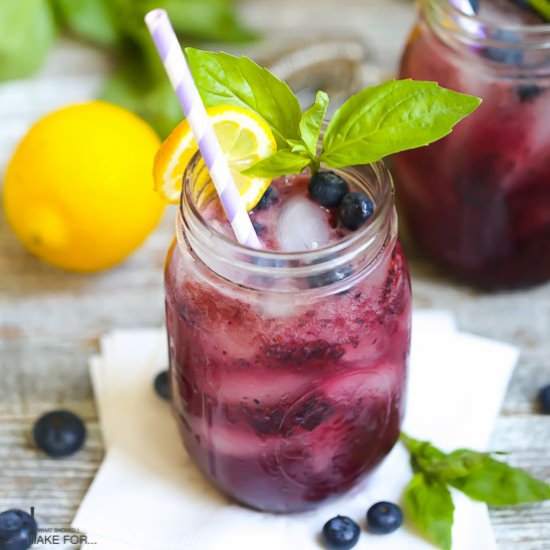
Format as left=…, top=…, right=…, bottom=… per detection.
left=393, top=0, right=550, bottom=289
left=164, top=154, right=412, bottom=512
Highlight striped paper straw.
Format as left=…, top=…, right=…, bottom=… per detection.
left=145, top=9, right=260, bottom=248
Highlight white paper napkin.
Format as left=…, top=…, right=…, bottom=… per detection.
left=74, top=311, right=519, bottom=550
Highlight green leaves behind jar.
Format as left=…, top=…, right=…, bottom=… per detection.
left=0, top=0, right=57, bottom=81
left=0, top=0, right=257, bottom=137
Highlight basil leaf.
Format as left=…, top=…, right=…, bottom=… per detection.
left=401, top=432, right=447, bottom=474
left=402, top=435, right=488, bottom=480
left=186, top=48, right=302, bottom=146
left=433, top=449, right=489, bottom=480
left=0, top=0, right=56, bottom=81
left=286, top=138, right=310, bottom=155
left=404, top=473, right=454, bottom=550
left=51, top=0, right=119, bottom=47
left=449, top=457, right=550, bottom=505
left=299, top=90, right=329, bottom=156
left=243, top=150, right=311, bottom=178
left=321, top=79, right=481, bottom=167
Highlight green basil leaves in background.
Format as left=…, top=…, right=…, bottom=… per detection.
left=401, top=433, right=550, bottom=550
left=0, top=0, right=257, bottom=137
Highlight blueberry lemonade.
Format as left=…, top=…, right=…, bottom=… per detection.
left=154, top=48, right=479, bottom=512
left=394, top=0, right=550, bottom=289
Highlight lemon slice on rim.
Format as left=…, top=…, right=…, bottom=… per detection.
left=154, top=105, right=276, bottom=211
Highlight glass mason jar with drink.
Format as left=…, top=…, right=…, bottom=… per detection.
left=394, top=0, right=550, bottom=289
left=146, top=10, right=479, bottom=513
left=165, top=158, right=411, bottom=512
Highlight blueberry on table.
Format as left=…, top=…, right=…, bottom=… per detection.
left=255, top=185, right=278, bottom=210
left=154, top=369, right=171, bottom=401
left=33, top=410, right=86, bottom=458
left=339, top=192, right=374, bottom=230
left=0, top=509, right=37, bottom=550
left=309, top=171, right=350, bottom=208
left=322, top=515, right=360, bottom=550
left=366, top=501, right=403, bottom=534
left=538, top=384, right=550, bottom=414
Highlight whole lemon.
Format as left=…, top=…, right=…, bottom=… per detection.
left=3, top=101, right=165, bottom=272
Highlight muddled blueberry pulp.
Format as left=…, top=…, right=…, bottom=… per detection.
left=394, top=0, right=550, bottom=289
left=166, top=168, right=411, bottom=511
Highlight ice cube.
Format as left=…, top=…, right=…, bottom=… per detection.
left=276, top=196, right=330, bottom=251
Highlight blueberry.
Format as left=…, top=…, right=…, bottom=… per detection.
left=33, top=410, right=86, bottom=458
left=339, top=192, right=374, bottom=230
left=154, top=370, right=171, bottom=401
left=322, top=515, right=360, bottom=550
left=366, top=501, right=403, bottom=534
left=483, top=29, right=522, bottom=65
left=308, top=265, right=353, bottom=289
left=255, top=186, right=278, bottom=210
left=468, top=0, right=479, bottom=13
left=538, top=384, right=550, bottom=414
left=0, top=509, right=37, bottom=550
left=517, top=84, right=544, bottom=103
left=252, top=220, right=266, bottom=236
left=309, top=172, right=350, bottom=208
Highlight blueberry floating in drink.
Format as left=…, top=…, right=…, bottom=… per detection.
left=309, top=171, right=349, bottom=207
left=0, top=509, right=37, bottom=550
left=33, top=410, right=86, bottom=458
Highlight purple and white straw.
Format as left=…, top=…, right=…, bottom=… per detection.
left=145, top=9, right=260, bottom=249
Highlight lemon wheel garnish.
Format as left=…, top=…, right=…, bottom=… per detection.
left=154, top=105, right=277, bottom=211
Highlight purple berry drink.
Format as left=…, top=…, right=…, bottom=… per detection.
left=164, top=154, right=411, bottom=512
left=394, top=0, right=550, bottom=289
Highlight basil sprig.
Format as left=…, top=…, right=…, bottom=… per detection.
left=186, top=48, right=482, bottom=177
left=402, top=433, right=550, bottom=550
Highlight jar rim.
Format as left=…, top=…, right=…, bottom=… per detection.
left=432, top=0, right=550, bottom=35
left=420, top=0, right=550, bottom=77
left=176, top=152, right=396, bottom=292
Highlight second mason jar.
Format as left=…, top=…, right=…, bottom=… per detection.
left=164, top=154, right=412, bottom=512
left=394, top=0, right=550, bottom=289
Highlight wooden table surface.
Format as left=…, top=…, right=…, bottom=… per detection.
left=1, top=1, right=549, bottom=548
